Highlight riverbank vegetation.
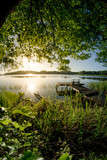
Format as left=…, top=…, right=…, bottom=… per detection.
left=0, top=88, right=107, bottom=159
left=89, top=81, right=107, bottom=95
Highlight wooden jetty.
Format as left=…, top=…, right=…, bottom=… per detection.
left=56, top=81, right=105, bottom=106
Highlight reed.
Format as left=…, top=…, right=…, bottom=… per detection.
left=88, top=81, right=107, bottom=94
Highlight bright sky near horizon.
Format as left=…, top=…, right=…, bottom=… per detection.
left=19, top=51, right=106, bottom=72
left=0, top=51, right=106, bottom=74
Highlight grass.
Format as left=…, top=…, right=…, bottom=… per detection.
left=88, top=81, right=107, bottom=95
left=0, top=89, right=107, bottom=160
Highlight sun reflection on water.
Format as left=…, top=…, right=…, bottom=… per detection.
left=27, top=74, right=34, bottom=77
left=28, top=82, right=35, bottom=92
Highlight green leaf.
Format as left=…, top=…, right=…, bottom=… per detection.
left=13, top=121, right=32, bottom=131
left=23, top=142, right=31, bottom=147
left=13, top=121, right=20, bottom=128
left=0, top=137, right=3, bottom=142
left=20, top=151, right=43, bottom=160
left=59, top=153, right=72, bottom=160
left=0, top=118, right=12, bottom=125
left=12, top=109, right=35, bottom=118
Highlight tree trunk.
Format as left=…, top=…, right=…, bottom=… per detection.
left=0, top=0, right=24, bottom=28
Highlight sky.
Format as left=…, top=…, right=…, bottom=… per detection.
left=18, top=51, right=106, bottom=72
left=69, top=53, right=106, bottom=72
left=0, top=51, right=106, bottom=74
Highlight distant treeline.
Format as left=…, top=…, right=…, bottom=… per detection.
left=78, top=70, right=107, bottom=75
left=3, top=70, right=107, bottom=75
left=4, top=70, right=77, bottom=75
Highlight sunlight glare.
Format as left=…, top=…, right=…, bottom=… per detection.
left=20, top=57, right=57, bottom=71
left=22, top=58, right=36, bottom=71
left=28, top=61, right=35, bottom=70
left=27, top=74, right=34, bottom=76
left=28, top=83, right=35, bottom=92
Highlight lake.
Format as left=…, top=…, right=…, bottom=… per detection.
left=0, top=74, right=107, bottom=102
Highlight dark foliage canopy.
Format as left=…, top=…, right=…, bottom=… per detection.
left=0, top=0, right=107, bottom=70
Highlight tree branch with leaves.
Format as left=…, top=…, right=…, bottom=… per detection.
left=0, top=0, right=107, bottom=70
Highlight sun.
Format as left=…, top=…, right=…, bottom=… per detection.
left=19, top=56, right=57, bottom=71
left=25, top=60, right=36, bottom=71
left=28, top=61, right=35, bottom=70
left=21, top=57, right=37, bottom=71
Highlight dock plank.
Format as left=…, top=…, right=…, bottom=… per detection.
left=56, top=82, right=105, bottom=106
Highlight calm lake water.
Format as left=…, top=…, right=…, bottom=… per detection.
left=0, top=74, right=107, bottom=102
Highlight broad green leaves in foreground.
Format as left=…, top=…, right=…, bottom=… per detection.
left=0, top=90, right=107, bottom=159
left=0, top=0, right=107, bottom=69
